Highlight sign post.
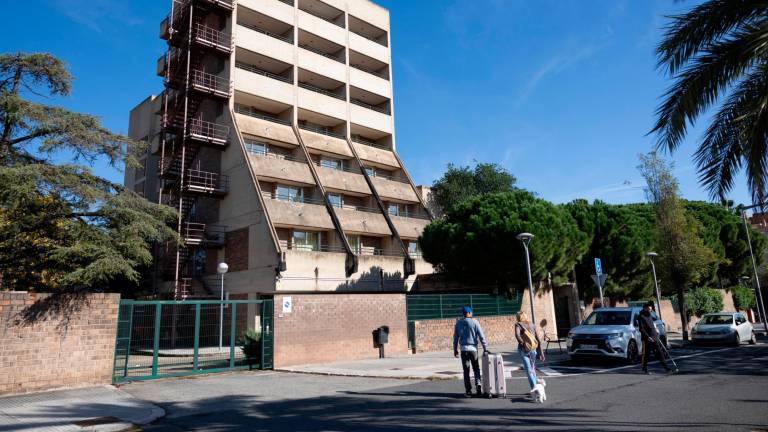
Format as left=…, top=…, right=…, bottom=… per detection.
left=593, top=258, right=605, bottom=307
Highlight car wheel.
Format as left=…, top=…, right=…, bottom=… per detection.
left=749, top=331, right=757, bottom=345
left=731, top=332, right=741, bottom=347
left=627, top=340, right=639, bottom=364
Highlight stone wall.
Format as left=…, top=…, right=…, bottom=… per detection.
left=0, top=292, right=120, bottom=395
left=272, top=293, right=408, bottom=367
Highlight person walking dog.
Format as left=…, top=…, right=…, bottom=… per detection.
left=639, top=302, right=677, bottom=374
left=515, top=311, right=546, bottom=402
left=453, top=306, right=488, bottom=397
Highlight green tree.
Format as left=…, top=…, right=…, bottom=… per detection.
left=639, top=153, right=718, bottom=341
left=686, top=287, right=724, bottom=317
left=652, top=0, right=768, bottom=202
left=430, top=162, right=516, bottom=216
left=419, top=191, right=589, bottom=296
left=0, top=52, right=178, bottom=291
left=731, top=285, right=756, bottom=311
left=564, top=200, right=656, bottom=300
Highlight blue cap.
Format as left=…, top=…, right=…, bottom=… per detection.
left=462, top=306, right=472, bottom=315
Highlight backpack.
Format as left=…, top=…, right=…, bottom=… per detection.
left=518, top=323, right=538, bottom=352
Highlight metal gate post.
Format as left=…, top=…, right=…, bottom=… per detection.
left=193, top=302, right=201, bottom=370
left=152, top=303, right=162, bottom=377
left=122, top=303, right=134, bottom=378
left=229, top=302, right=237, bottom=368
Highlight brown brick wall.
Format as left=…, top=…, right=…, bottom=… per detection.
left=226, top=227, right=249, bottom=272
left=414, top=315, right=520, bottom=353
left=0, top=292, right=120, bottom=395
left=273, top=294, right=408, bottom=367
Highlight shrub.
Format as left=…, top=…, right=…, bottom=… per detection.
left=686, top=288, right=724, bottom=317
left=239, top=330, right=262, bottom=370
left=731, top=286, right=756, bottom=311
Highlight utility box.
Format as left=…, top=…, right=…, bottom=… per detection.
left=374, top=326, right=390, bottom=346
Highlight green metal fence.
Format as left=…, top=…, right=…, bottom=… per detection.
left=406, top=293, right=522, bottom=350
left=407, top=293, right=522, bottom=321
left=112, top=299, right=273, bottom=383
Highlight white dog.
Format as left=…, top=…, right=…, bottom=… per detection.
left=530, top=383, right=547, bottom=403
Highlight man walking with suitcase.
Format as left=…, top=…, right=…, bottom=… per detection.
left=453, top=306, right=488, bottom=397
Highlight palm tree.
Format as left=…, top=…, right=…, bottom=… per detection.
left=652, top=0, right=768, bottom=203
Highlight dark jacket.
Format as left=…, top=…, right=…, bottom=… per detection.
left=638, top=310, right=658, bottom=340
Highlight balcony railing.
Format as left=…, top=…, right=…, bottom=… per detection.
left=299, top=124, right=345, bottom=140
left=247, top=146, right=305, bottom=163
left=298, top=82, right=345, bottom=101
left=299, top=43, right=344, bottom=63
left=193, top=23, right=232, bottom=52
left=314, top=160, right=361, bottom=174
left=182, top=221, right=226, bottom=246
left=279, top=240, right=346, bottom=253
left=199, top=0, right=235, bottom=11
left=236, top=62, right=293, bottom=83
left=234, top=104, right=292, bottom=126
left=351, top=247, right=404, bottom=257
left=390, top=209, right=431, bottom=220
left=336, top=203, right=381, bottom=214
left=187, top=119, right=230, bottom=144
left=370, top=171, right=410, bottom=184
left=350, top=98, right=390, bottom=115
left=190, top=70, right=231, bottom=97
left=350, top=29, right=388, bottom=47
left=350, top=63, right=388, bottom=80
left=351, top=135, right=389, bottom=150
left=262, top=192, right=326, bottom=206
left=299, top=7, right=345, bottom=28
left=184, top=169, right=230, bottom=195
left=238, top=22, right=294, bottom=44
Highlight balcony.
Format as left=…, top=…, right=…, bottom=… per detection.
left=298, top=0, right=345, bottom=28
left=234, top=66, right=294, bottom=106
left=352, top=142, right=400, bottom=169
left=350, top=103, right=392, bottom=135
left=234, top=104, right=297, bottom=145
left=236, top=24, right=294, bottom=64
left=248, top=151, right=315, bottom=185
left=238, top=22, right=294, bottom=44
left=297, top=87, right=347, bottom=121
left=190, top=70, right=231, bottom=98
left=349, top=66, right=390, bottom=99
left=349, top=31, right=389, bottom=65
left=335, top=206, right=391, bottom=237
left=156, top=54, right=167, bottom=77
left=315, top=165, right=370, bottom=195
left=182, top=169, right=230, bottom=196
left=182, top=221, right=226, bottom=247
left=298, top=82, right=344, bottom=101
left=199, top=0, right=235, bottom=12
left=238, top=0, right=295, bottom=32
left=390, top=213, right=431, bottom=240
left=234, top=104, right=292, bottom=126
left=262, top=193, right=335, bottom=230
left=193, top=23, right=233, bottom=54
left=371, top=175, right=419, bottom=202
left=299, top=123, right=345, bottom=140
left=186, top=119, right=230, bottom=146
left=297, top=9, right=346, bottom=46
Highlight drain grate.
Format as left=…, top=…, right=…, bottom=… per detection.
left=73, top=416, right=121, bottom=427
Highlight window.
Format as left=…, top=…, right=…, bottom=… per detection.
left=321, top=157, right=343, bottom=171
left=388, top=203, right=398, bottom=216
left=292, top=230, right=320, bottom=251
left=365, top=167, right=376, bottom=177
left=245, top=140, right=267, bottom=155
left=346, top=234, right=361, bottom=254
left=328, top=193, right=342, bottom=208
left=276, top=185, right=303, bottom=202
left=407, top=241, right=420, bottom=257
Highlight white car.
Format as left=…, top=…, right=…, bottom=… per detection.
left=691, top=312, right=756, bottom=346
left=567, top=307, right=667, bottom=363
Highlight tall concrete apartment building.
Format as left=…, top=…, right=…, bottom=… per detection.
left=126, top=0, right=434, bottom=299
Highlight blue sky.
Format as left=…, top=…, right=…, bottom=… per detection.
left=0, top=0, right=750, bottom=206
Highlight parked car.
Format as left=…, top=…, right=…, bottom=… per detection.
left=566, top=307, right=667, bottom=364
left=691, top=312, right=756, bottom=346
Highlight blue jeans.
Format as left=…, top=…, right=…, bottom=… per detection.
left=519, top=349, right=537, bottom=389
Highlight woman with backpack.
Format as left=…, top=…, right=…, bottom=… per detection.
left=515, top=311, right=546, bottom=402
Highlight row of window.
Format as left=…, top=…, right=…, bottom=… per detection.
left=286, top=229, right=420, bottom=256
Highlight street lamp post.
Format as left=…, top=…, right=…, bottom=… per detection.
left=646, top=252, right=662, bottom=322
left=217, top=262, right=229, bottom=351
left=740, top=211, right=768, bottom=335
left=741, top=275, right=763, bottom=327
left=516, top=233, right=537, bottom=328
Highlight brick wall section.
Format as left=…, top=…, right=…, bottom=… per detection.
left=273, top=294, right=408, bottom=367
left=0, top=292, right=120, bottom=395
left=226, top=227, right=249, bottom=272
left=414, top=315, right=520, bottom=353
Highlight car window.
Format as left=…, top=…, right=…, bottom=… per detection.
left=700, top=315, right=733, bottom=325
left=584, top=311, right=632, bottom=325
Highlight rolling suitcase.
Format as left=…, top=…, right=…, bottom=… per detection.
left=481, top=351, right=506, bottom=398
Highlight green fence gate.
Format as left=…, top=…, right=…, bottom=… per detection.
left=112, top=299, right=273, bottom=383
left=406, top=293, right=522, bottom=350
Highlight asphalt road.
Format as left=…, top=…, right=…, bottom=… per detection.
left=130, top=342, right=768, bottom=432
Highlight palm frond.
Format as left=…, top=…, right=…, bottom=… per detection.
left=651, top=20, right=768, bottom=153
left=657, top=0, right=768, bottom=74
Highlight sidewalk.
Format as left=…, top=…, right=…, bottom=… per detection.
left=280, top=344, right=571, bottom=380
left=0, top=385, right=164, bottom=432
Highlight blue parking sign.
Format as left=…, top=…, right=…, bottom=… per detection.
left=594, top=258, right=602, bottom=275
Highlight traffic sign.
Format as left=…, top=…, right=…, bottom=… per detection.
left=591, top=274, right=607, bottom=287
left=594, top=258, right=603, bottom=275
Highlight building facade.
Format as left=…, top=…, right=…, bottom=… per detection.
left=127, top=0, right=434, bottom=299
